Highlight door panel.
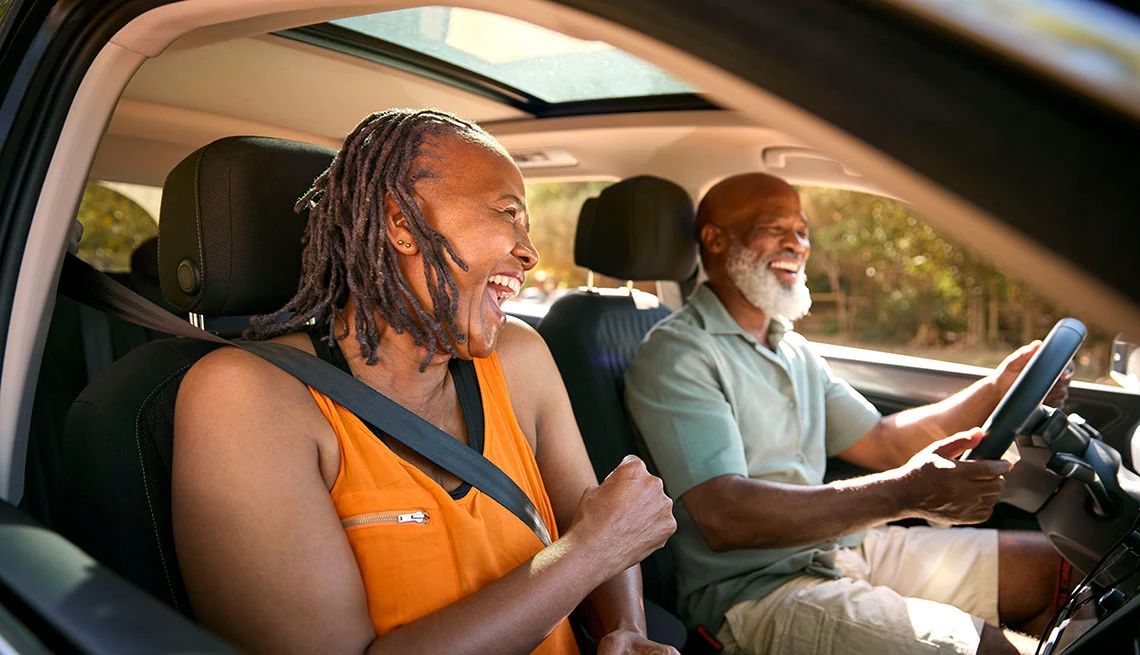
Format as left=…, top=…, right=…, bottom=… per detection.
left=0, top=500, right=234, bottom=654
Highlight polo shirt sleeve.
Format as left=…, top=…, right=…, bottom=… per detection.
left=624, top=325, right=747, bottom=499
left=812, top=351, right=882, bottom=456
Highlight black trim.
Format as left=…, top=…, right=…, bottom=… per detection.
left=275, top=23, right=719, bottom=119
left=534, top=93, right=718, bottom=119
left=447, top=357, right=484, bottom=500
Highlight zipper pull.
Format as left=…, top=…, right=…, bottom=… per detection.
left=397, top=511, right=428, bottom=524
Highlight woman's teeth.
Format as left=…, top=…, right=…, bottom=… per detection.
left=488, top=274, right=521, bottom=304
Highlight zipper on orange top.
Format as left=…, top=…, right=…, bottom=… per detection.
left=341, top=510, right=430, bottom=529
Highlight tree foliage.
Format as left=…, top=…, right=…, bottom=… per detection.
left=524, top=180, right=611, bottom=288
left=75, top=183, right=158, bottom=273
left=799, top=186, right=1111, bottom=381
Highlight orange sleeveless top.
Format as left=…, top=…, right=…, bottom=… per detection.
left=307, top=352, right=579, bottom=655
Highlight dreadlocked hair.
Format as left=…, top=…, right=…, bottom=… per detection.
left=246, top=108, right=501, bottom=370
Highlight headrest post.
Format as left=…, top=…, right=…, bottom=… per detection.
left=625, top=280, right=634, bottom=295
left=586, top=270, right=596, bottom=292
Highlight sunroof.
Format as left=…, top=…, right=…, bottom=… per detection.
left=331, top=7, right=696, bottom=103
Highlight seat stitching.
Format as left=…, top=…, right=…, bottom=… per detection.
left=190, top=146, right=208, bottom=311
left=135, top=362, right=196, bottom=612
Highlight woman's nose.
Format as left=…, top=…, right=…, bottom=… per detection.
left=513, top=234, right=538, bottom=271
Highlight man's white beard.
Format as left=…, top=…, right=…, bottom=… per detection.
left=725, top=241, right=812, bottom=322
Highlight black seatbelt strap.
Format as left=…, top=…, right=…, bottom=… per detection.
left=58, top=253, right=552, bottom=547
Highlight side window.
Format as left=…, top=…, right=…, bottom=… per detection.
left=74, top=181, right=161, bottom=272
left=798, top=186, right=1114, bottom=385
left=504, top=180, right=617, bottom=317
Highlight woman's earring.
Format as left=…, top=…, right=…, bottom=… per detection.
left=397, top=239, right=407, bottom=247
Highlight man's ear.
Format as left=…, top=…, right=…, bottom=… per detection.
left=384, top=192, right=418, bottom=255
left=700, top=223, right=728, bottom=255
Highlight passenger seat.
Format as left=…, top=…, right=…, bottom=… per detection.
left=55, top=137, right=334, bottom=614
left=23, top=236, right=177, bottom=527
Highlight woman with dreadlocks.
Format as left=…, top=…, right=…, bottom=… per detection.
left=172, top=108, right=678, bottom=655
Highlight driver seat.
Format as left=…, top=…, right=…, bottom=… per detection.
left=538, top=176, right=698, bottom=611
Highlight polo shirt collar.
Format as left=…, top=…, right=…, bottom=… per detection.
left=689, top=282, right=790, bottom=348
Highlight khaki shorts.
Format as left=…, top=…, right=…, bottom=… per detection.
left=717, top=526, right=999, bottom=655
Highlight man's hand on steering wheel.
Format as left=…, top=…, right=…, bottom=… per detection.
left=991, top=341, right=1074, bottom=409
left=895, top=429, right=1013, bottom=524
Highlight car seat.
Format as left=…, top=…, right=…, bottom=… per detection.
left=54, top=136, right=335, bottom=614
left=537, top=176, right=698, bottom=612
left=23, top=234, right=181, bottom=528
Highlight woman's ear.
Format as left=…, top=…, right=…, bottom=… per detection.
left=700, top=223, right=727, bottom=255
left=384, top=192, right=418, bottom=255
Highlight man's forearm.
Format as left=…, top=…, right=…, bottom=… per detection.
left=876, top=376, right=1001, bottom=464
left=688, top=471, right=911, bottom=551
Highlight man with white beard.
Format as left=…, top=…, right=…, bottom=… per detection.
left=624, top=173, right=1069, bottom=655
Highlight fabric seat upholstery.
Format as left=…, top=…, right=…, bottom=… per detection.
left=538, top=176, right=698, bottom=611
left=55, top=137, right=335, bottom=613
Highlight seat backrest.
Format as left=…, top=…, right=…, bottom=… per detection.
left=23, top=237, right=176, bottom=528
left=54, top=137, right=334, bottom=613
left=537, top=175, right=697, bottom=609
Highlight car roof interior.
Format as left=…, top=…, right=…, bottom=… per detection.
left=92, top=8, right=885, bottom=197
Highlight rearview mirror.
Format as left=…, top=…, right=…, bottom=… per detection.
left=1110, top=336, right=1140, bottom=391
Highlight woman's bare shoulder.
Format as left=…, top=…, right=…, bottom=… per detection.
left=180, top=333, right=315, bottom=403
left=494, top=318, right=568, bottom=433
left=176, top=332, right=327, bottom=446
left=495, top=318, right=563, bottom=388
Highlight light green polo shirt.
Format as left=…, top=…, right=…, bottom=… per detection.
left=624, top=283, right=882, bottom=630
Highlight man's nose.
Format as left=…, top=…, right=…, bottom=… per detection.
left=782, top=231, right=809, bottom=254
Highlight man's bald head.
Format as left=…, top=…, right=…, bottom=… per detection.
left=696, top=173, right=805, bottom=269
left=694, top=172, right=812, bottom=322
left=696, top=172, right=799, bottom=240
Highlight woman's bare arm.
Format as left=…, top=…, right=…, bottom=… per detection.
left=496, top=320, right=675, bottom=649
left=173, top=343, right=671, bottom=654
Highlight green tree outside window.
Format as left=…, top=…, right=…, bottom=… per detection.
left=75, top=182, right=159, bottom=273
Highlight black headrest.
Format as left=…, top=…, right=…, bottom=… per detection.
left=573, top=175, right=697, bottom=282
left=131, top=236, right=160, bottom=282
left=158, top=136, right=335, bottom=316
left=129, top=237, right=180, bottom=314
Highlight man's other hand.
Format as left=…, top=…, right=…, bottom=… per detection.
left=894, top=429, right=1012, bottom=525
left=991, top=341, right=1073, bottom=409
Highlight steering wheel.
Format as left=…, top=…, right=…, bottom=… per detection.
left=966, top=318, right=1087, bottom=459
